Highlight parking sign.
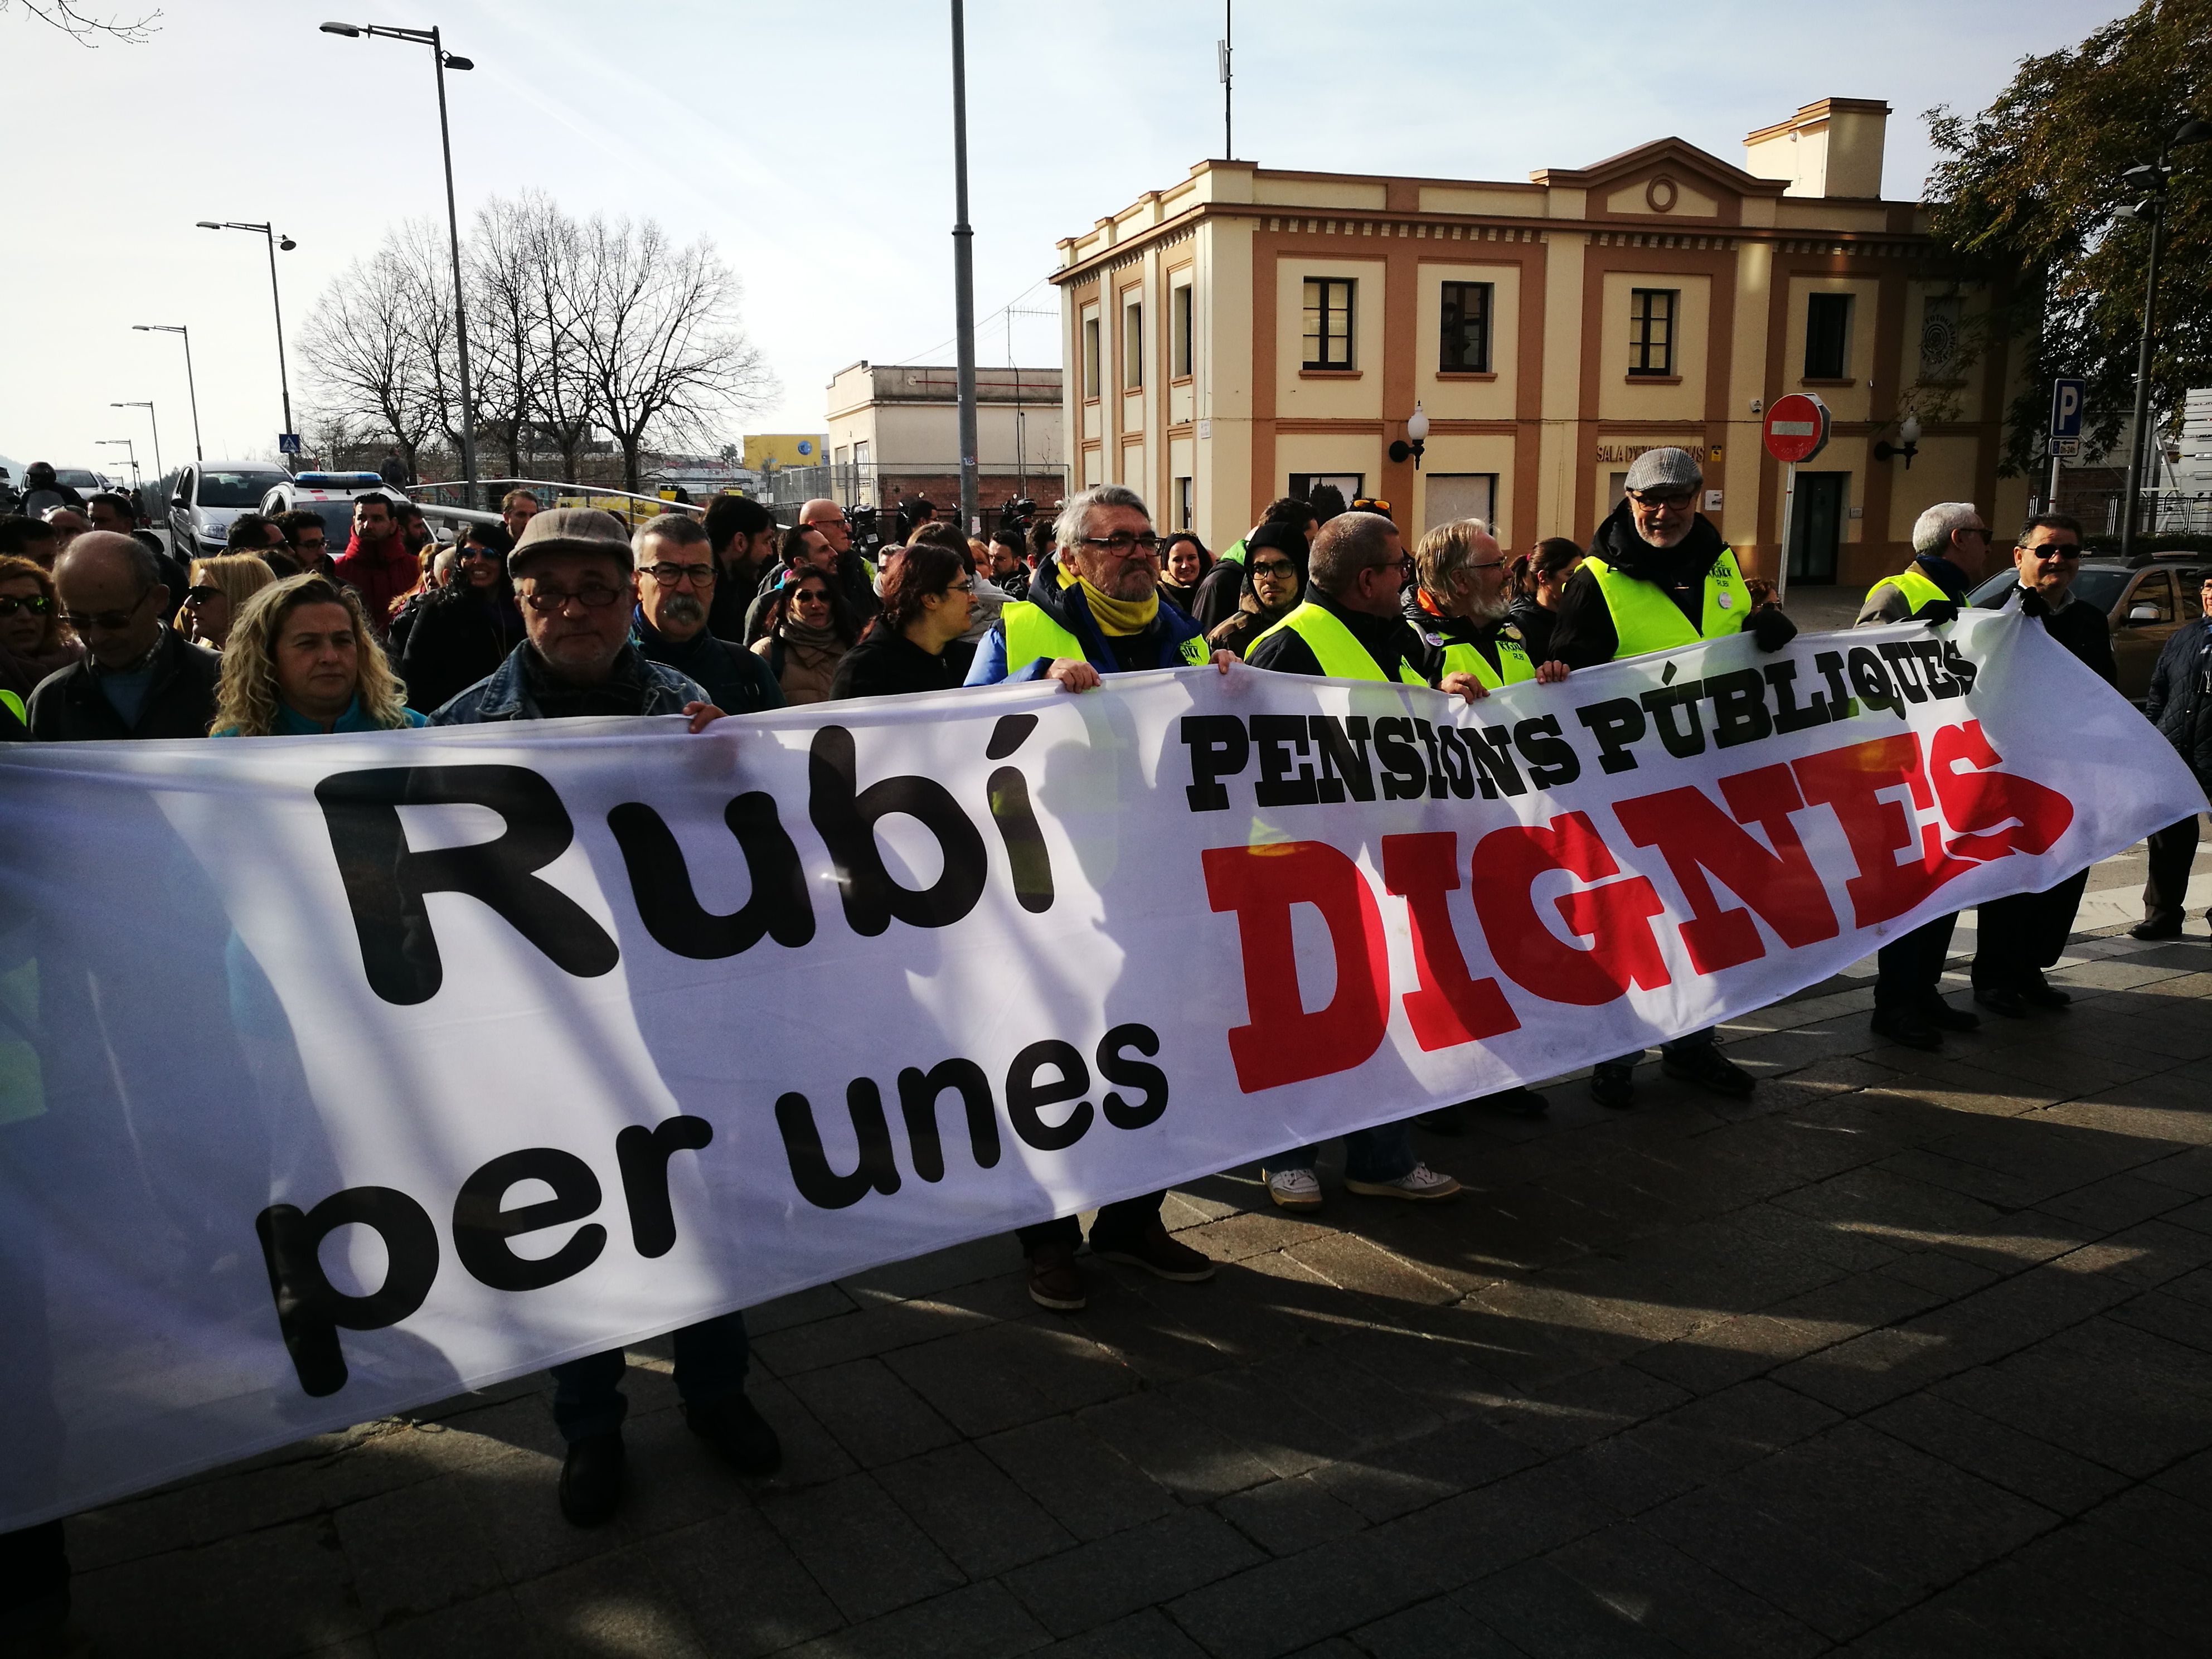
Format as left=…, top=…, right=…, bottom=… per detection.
left=2049, top=380, right=2084, bottom=442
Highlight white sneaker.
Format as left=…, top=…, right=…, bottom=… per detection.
left=1264, top=1167, right=1323, bottom=1210
left=1345, top=1162, right=1462, bottom=1201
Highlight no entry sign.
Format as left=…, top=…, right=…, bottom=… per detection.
left=1764, top=393, right=1831, bottom=464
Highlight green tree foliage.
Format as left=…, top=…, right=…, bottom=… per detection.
left=1924, top=0, right=2210, bottom=475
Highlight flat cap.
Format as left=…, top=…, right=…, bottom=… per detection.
left=1622, top=447, right=1703, bottom=494
left=507, top=507, right=633, bottom=578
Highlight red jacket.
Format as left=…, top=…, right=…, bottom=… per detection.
left=334, top=535, right=421, bottom=636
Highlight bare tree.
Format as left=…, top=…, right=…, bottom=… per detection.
left=572, top=214, right=777, bottom=493
left=1, top=0, right=161, bottom=46
left=470, top=194, right=545, bottom=481
left=298, top=224, right=453, bottom=481
left=526, top=203, right=598, bottom=484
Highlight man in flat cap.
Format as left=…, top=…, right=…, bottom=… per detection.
left=1547, top=446, right=1796, bottom=1110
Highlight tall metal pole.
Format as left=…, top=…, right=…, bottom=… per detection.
left=431, top=26, right=480, bottom=508
left=1222, top=0, right=1233, bottom=159
left=2120, top=199, right=2164, bottom=564
left=261, top=227, right=295, bottom=445
left=950, top=0, right=979, bottom=535
left=113, top=402, right=163, bottom=483
left=180, top=328, right=204, bottom=462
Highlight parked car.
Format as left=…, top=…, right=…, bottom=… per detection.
left=1970, top=552, right=2206, bottom=704
left=259, top=470, right=414, bottom=548
left=167, top=462, right=295, bottom=559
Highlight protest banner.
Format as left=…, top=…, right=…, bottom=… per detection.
left=0, top=607, right=2200, bottom=1529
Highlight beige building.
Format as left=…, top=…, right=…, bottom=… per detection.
left=824, top=361, right=1065, bottom=517
left=1051, top=98, right=2028, bottom=588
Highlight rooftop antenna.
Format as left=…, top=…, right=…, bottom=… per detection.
left=1217, top=1, right=1233, bottom=159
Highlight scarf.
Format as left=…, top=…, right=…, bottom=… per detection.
left=0, top=631, right=83, bottom=699
left=1073, top=572, right=1158, bottom=636
left=779, top=617, right=844, bottom=653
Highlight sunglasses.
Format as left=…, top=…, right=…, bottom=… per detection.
left=0, top=593, right=53, bottom=617
left=455, top=545, right=500, bottom=561
left=183, top=586, right=224, bottom=607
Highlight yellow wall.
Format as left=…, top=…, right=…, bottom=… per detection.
left=1783, top=275, right=1881, bottom=423
left=1414, top=261, right=1520, bottom=420
left=1599, top=271, right=1710, bottom=423
left=743, top=433, right=828, bottom=472
left=1275, top=256, right=1387, bottom=421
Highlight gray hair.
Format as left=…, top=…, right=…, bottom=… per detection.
left=432, top=548, right=457, bottom=581
left=1052, top=484, right=1149, bottom=553
left=633, top=511, right=710, bottom=557
left=1308, top=511, right=1399, bottom=598
left=1912, top=502, right=1981, bottom=557
left=1413, top=518, right=1493, bottom=601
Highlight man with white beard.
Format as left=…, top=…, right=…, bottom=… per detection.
left=630, top=513, right=785, bottom=712
left=1400, top=517, right=1570, bottom=1128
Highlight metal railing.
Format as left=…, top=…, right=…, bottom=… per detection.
left=409, top=477, right=709, bottom=525
left=758, top=460, right=1070, bottom=512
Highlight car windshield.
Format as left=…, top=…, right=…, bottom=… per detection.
left=198, top=470, right=288, bottom=508
left=53, top=469, right=101, bottom=489
left=309, top=501, right=357, bottom=541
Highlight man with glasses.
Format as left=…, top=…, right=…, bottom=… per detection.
left=1859, top=502, right=1990, bottom=627
left=25, top=531, right=220, bottom=741
left=428, top=508, right=725, bottom=729
left=1971, top=514, right=2114, bottom=1016
left=1548, top=447, right=1793, bottom=1109
left=630, top=512, right=783, bottom=714
left=428, top=508, right=760, bottom=1530
left=798, top=496, right=881, bottom=619
left=966, top=483, right=1227, bottom=1310
left=1855, top=503, right=1996, bottom=1049
left=274, top=510, right=342, bottom=582
left=1245, top=510, right=1476, bottom=692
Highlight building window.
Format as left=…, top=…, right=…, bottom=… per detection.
left=1175, top=476, right=1193, bottom=529
left=1302, top=278, right=1355, bottom=370
left=1919, top=295, right=1962, bottom=379
left=1804, top=292, right=1851, bottom=379
left=1289, top=471, right=1363, bottom=504
left=1439, top=282, right=1492, bottom=373
left=1123, top=297, right=1143, bottom=389
left=1628, top=288, right=1676, bottom=376
left=1082, top=315, right=1100, bottom=397
left=1171, top=284, right=1194, bottom=378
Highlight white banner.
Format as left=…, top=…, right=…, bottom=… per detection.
left=0, top=609, right=2200, bottom=1528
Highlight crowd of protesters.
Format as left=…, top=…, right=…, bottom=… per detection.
left=0, top=453, right=2181, bottom=1629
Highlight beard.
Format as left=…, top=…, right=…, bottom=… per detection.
left=1467, top=591, right=1511, bottom=624
left=659, top=594, right=707, bottom=629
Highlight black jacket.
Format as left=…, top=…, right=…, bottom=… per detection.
left=1547, top=503, right=1791, bottom=669
left=26, top=629, right=220, bottom=741
left=1981, top=584, right=2118, bottom=686
left=1245, top=591, right=1437, bottom=682
left=1506, top=596, right=1556, bottom=662
left=633, top=614, right=784, bottom=713
left=400, top=588, right=525, bottom=713
left=2145, top=622, right=2212, bottom=782
left=828, top=624, right=967, bottom=700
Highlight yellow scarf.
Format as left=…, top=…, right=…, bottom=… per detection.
left=1073, top=571, right=1158, bottom=636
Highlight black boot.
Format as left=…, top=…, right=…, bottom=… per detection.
left=559, top=1432, right=625, bottom=1527
left=685, top=1392, right=782, bottom=1476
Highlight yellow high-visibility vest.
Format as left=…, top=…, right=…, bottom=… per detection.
left=1251, top=601, right=1427, bottom=685
left=1439, top=631, right=1535, bottom=690
left=1000, top=601, right=1206, bottom=677
left=1584, top=547, right=1752, bottom=658
left=1867, top=564, right=1952, bottom=617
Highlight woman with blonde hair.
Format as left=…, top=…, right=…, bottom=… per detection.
left=0, top=552, right=81, bottom=736
left=174, top=552, right=277, bottom=651
left=211, top=574, right=426, bottom=736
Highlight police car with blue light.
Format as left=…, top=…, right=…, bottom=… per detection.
left=258, top=471, right=414, bottom=548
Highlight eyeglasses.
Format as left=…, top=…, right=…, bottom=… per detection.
left=793, top=588, right=832, bottom=607
left=1627, top=488, right=1696, bottom=508
left=455, top=545, right=499, bottom=561
left=183, top=586, right=224, bottom=607
left=1366, top=556, right=1413, bottom=579
left=807, top=517, right=850, bottom=531
left=1464, top=560, right=1507, bottom=573
left=641, top=561, right=716, bottom=587
left=1250, top=560, right=1298, bottom=579
left=0, top=594, right=53, bottom=617
left=61, top=589, right=152, bottom=632
left=1079, top=531, right=1160, bottom=555
left=2020, top=544, right=2082, bottom=560
left=521, top=583, right=626, bottom=613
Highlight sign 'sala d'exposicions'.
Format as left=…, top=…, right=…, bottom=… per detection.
left=0, top=608, right=2200, bottom=1529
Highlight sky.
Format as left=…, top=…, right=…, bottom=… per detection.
left=1, top=0, right=2117, bottom=482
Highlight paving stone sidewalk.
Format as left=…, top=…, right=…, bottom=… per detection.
left=60, top=852, right=2212, bottom=1658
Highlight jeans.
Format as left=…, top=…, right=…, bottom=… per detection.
left=1875, top=913, right=1960, bottom=1012
left=550, top=1309, right=750, bottom=1445
left=1974, top=868, right=2092, bottom=991
left=1017, top=1192, right=1163, bottom=1255
left=2143, top=814, right=2205, bottom=925
left=1273, top=1120, right=1416, bottom=1183
left=1605, top=1027, right=1715, bottom=1069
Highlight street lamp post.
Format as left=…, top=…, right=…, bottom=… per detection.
left=320, top=20, right=479, bottom=507
left=197, top=221, right=297, bottom=453
left=132, top=325, right=202, bottom=463
left=948, top=0, right=979, bottom=536
left=96, top=439, right=140, bottom=491
left=2113, top=114, right=2211, bottom=563
left=111, top=401, right=163, bottom=483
